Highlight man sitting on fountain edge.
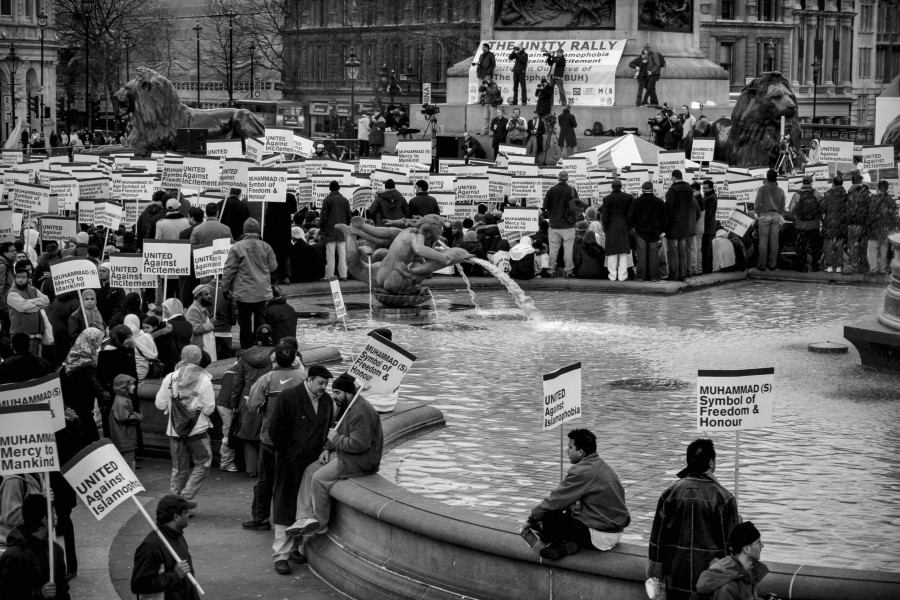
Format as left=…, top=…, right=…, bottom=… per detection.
left=522, top=428, right=631, bottom=560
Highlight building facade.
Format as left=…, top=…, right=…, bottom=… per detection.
left=1, top=0, right=60, bottom=145
left=282, top=0, right=481, bottom=136
left=701, top=0, right=894, bottom=127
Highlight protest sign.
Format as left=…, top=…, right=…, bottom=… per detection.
left=439, top=159, right=466, bottom=173
left=804, top=163, right=829, bottom=181
left=715, top=196, right=738, bottom=222
left=49, top=178, right=79, bottom=211
left=501, top=207, right=540, bottom=233
left=162, top=159, right=184, bottom=188
left=425, top=174, right=456, bottom=192
left=0, top=404, right=58, bottom=475
left=182, top=155, right=222, bottom=190
left=397, top=140, right=433, bottom=165
left=192, top=243, right=228, bottom=279
left=50, top=257, right=101, bottom=294
left=456, top=176, right=490, bottom=204
left=0, top=373, right=65, bottom=432
left=690, top=139, right=716, bottom=162
left=292, top=135, right=316, bottom=158
left=346, top=331, right=417, bottom=397
left=432, top=192, right=456, bottom=216
left=861, top=146, right=894, bottom=170
left=488, top=170, right=511, bottom=200
left=264, top=128, right=294, bottom=155
left=244, top=137, right=264, bottom=164
left=0, top=208, right=19, bottom=240
left=220, top=158, right=253, bottom=197
left=329, top=278, right=347, bottom=321
left=61, top=439, right=145, bottom=519
left=542, top=362, right=582, bottom=431
left=697, top=367, right=774, bottom=431
left=79, top=177, right=111, bottom=200
left=818, top=140, right=854, bottom=163
left=142, top=239, right=192, bottom=276
left=110, top=253, right=157, bottom=289
left=11, top=182, right=51, bottom=213
left=498, top=143, right=527, bottom=156
left=247, top=167, right=289, bottom=203
left=351, top=187, right=375, bottom=213
left=725, top=179, right=759, bottom=205
left=96, top=201, right=123, bottom=230
left=206, top=139, right=243, bottom=158
left=721, top=209, right=755, bottom=237
left=657, top=150, right=685, bottom=182
left=39, top=216, right=77, bottom=244
left=1, top=150, right=23, bottom=167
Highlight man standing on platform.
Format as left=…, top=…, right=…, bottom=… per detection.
left=753, top=169, right=786, bottom=272
left=509, top=45, right=528, bottom=105
left=648, top=438, right=740, bottom=600
left=542, top=171, right=579, bottom=278
left=522, top=429, right=630, bottom=560
left=320, top=181, right=351, bottom=281
left=268, top=365, right=334, bottom=576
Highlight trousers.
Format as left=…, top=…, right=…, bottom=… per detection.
left=548, top=227, right=576, bottom=274
left=169, top=434, right=212, bottom=501
left=666, top=238, right=688, bottom=278
left=635, top=237, right=661, bottom=281
left=216, top=406, right=236, bottom=469
left=236, top=300, right=267, bottom=349
left=325, top=240, right=347, bottom=278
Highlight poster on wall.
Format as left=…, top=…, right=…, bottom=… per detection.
left=637, top=0, right=693, bottom=32
left=468, top=39, right=626, bottom=107
left=493, top=1, right=614, bottom=28
left=874, top=97, right=900, bottom=156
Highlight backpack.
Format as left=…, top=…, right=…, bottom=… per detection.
left=168, top=374, right=201, bottom=439
left=655, top=51, right=666, bottom=68
left=796, top=189, right=820, bottom=221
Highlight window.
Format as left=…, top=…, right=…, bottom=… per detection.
left=2, top=0, right=12, bottom=16
left=763, top=42, right=777, bottom=72
left=720, top=0, right=735, bottom=19
left=719, top=42, right=735, bottom=84
left=859, top=48, right=872, bottom=79
left=758, top=0, right=775, bottom=22
left=25, top=0, right=32, bottom=18
left=860, top=3, right=874, bottom=32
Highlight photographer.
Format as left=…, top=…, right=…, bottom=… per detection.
left=479, top=75, right=503, bottom=136
left=535, top=78, right=554, bottom=117
left=506, top=108, right=527, bottom=146
left=508, top=45, right=529, bottom=105
left=545, top=49, right=568, bottom=105
left=491, top=108, right=508, bottom=159
left=526, top=111, right=544, bottom=157
left=628, top=49, right=651, bottom=107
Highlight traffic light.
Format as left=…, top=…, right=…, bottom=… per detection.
left=29, top=96, right=39, bottom=118
left=43, top=106, right=50, bottom=118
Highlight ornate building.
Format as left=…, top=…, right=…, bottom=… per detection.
left=1, top=0, right=60, bottom=144
left=282, top=0, right=481, bottom=135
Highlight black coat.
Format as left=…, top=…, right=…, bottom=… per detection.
left=131, top=524, right=198, bottom=600
left=156, top=315, right=192, bottom=373
left=319, top=192, right=351, bottom=243
left=217, top=197, right=251, bottom=242
left=265, top=297, right=297, bottom=345
left=665, top=181, right=701, bottom=240
left=268, top=382, right=334, bottom=525
left=0, top=353, right=53, bottom=384
left=0, top=527, right=69, bottom=600
left=601, top=191, right=633, bottom=255
left=629, top=192, right=668, bottom=241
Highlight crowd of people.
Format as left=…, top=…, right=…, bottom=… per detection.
left=18, top=128, right=127, bottom=152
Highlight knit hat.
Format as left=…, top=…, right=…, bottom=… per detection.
left=243, top=218, right=261, bottom=235
left=307, top=364, right=334, bottom=380
left=74, top=231, right=89, bottom=245
left=575, top=220, right=589, bottom=231
left=332, top=373, right=357, bottom=395
left=166, top=198, right=181, bottom=211
left=99, top=261, right=111, bottom=273
left=192, top=284, right=210, bottom=297
left=727, top=521, right=761, bottom=554
left=181, top=345, right=202, bottom=365
left=255, top=324, right=274, bottom=346
left=642, top=181, right=654, bottom=191
left=802, top=174, right=813, bottom=184
left=291, top=226, right=305, bottom=241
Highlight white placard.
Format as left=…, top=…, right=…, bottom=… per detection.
left=11, top=182, right=51, bottom=213
left=0, top=403, right=58, bottom=475
left=455, top=176, right=490, bottom=204
left=860, top=146, right=895, bottom=170
left=697, top=368, right=774, bottom=431
left=182, top=155, right=222, bottom=190
left=818, top=140, right=854, bottom=163
left=247, top=167, right=289, bottom=203
left=0, top=373, right=65, bottom=432
left=721, top=209, right=755, bottom=237
left=657, top=150, right=686, bottom=182
left=690, top=139, right=716, bottom=162
left=501, top=207, right=540, bottom=233
left=265, top=127, right=295, bottom=154
left=206, top=139, right=244, bottom=158
left=39, top=216, right=77, bottom=244
left=142, top=239, right=192, bottom=276
left=542, top=362, right=582, bottom=431
left=346, top=331, right=416, bottom=397
left=329, top=278, right=347, bottom=320
left=50, top=257, right=101, bottom=294
left=397, top=140, right=433, bottom=165
left=110, top=253, right=156, bottom=289
left=61, top=439, right=145, bottom=520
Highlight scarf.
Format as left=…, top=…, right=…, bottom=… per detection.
left=509, top=236, right=535, bottom=261
left=126, top=314, right=158, bottom=361
left=171, top=362, right=209, bottom=409
left=79, top=290, right=105, bottom=331
left=162, top=298, right=184, bottom=320
left=64, top=327, right=104, bottom=373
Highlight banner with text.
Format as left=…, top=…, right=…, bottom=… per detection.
left=697, top=367, right=774, bottom=431
left=110, top=253, right=157, bottom=289
left=346, top=331, right=416, bottom=397
left=542, top=362, right=582, bottom=431
left=61, top=439, right=145, bottom=520
left=50, top=257, right=101, bottom=295
left=0, top=404, right=58, bottom=475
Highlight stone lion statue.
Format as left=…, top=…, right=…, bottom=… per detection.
left=699, top=72, right=803, bottom=168
left=881, top=114, right=900, bottom=156
left=114, top=67, right=266, bottom=155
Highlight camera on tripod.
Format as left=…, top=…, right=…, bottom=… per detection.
left=421, top=104, right=440, bottom=119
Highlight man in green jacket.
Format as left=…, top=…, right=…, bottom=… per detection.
left=522, top=428, right=631, bottom=560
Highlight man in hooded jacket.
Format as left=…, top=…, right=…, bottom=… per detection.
left=694, top=522, right=769, bottom=600
left=367, top=180, right=409, bottom=226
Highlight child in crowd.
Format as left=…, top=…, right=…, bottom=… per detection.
left=110, top=374, right=142, bottom=470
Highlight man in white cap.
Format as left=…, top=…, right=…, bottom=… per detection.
left=155, top=198, right=190, bottom=241
left=185, top=284, right=216, bottom=361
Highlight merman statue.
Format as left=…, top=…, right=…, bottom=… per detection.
left=336, top=215, right=472, bottom=307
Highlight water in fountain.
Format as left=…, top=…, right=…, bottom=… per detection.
left=455, top=264, right=481, bottom=311
left=427, top=288, right=440, bottom=323
left=466, top=257, right=541, bottom=320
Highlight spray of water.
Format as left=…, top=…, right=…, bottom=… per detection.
left=455, top=264, right=481, bottom=311
left=466, top=257, right=542, bottom=321
left=427, top=288, right=440, bottom=323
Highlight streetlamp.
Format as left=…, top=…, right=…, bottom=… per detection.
left=38, top=11, right=47, bottom=142
left=811, top=57, right=821, bottom=124
left=249, top=43, right=255, bottom=99
left=193, top=22, right=202, bottom=107
left=81, top=0, right=94, bottom=130
left=6, top=44, right=20, bottom=140
left=123, top=33, right=131, bottom=81
left=226, top=12, right=235, bottom=106
left=344, top=50, right=360, bottom=146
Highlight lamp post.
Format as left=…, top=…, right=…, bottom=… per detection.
left=6, top=44, right=20, bottom=140
left=811, top=57, right=821, bottom=124
left=193, top=21, right=202, bottom=107
left=249, top=43, right=255, bottom=99
left=38, top=11, right=46, bottom=141
left=123, top=33, right=131, bottom=81
left=81, top=0, right=94, bottom=130
left=226, top=12, right=235, bottom=106
left=344, top=50, right=360, bottom=146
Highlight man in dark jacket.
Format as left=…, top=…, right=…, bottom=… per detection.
left=463, top=133, right=486, bottom=163
left=268, top=365, right=334, bottom=575
left=788, top=175, right=823, bottom=272
left=648, top=439, right=740, bottom=600
left=320, top=182, right=351, bottom=280
left=131, top=495, right=199, bottom=600
left=867, top=180, right=899, bottom=275
left=409, top=180, right=440, bottom=217
left=546, top=49, right=568, bottom=105
left=700, top=180, right=718, bottom=273
left=542, top=171, right=580, bottom=277
left=694, top=522, right=769, bottom=600
left=367, top=180, right=410, bottom=226
left=844, top=173, right=871, bottom=274
left=664, top=170, right=700, bottom=280
left=0, top=494, right=69, bottom=600
left=136, top=190, right=168, bottom=250
left=753, top=170, right=786, bottom=271
left=508, top=45, right=528, bottom=105
left=96, top=261, right=126, bottom=324
left=490, top=107, right=508, bottom=158
left=473, top=42, right=495, bottom=80
left=0, top=332, right=53, bottom=383
left=628, top=181, right=668, bottom=281
left=263, top=193, right=297, bottom=285
left=819, top=176, right=847, bottom=273
left=601, top=180, right=633, bottom=281
left=286, top=373, right=383, bottom=555
left=216, top=193, right=251, bottom=243
left=522, top=428, right=630, bottom=560
left=264, top=286, right=297, bottom=344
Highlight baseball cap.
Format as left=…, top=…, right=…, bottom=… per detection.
left=166, top=198, right=181, bottom=211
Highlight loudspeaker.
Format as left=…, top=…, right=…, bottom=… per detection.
left=176, top=128, right=208, bottom=154
left=435, top=134, right=463, bottom=159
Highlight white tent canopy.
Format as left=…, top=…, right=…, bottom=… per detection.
left=592, top=134, right=666, bottom=170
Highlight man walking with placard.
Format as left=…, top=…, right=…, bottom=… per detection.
left=131, top=495, right=199, bottom=600
left=647, top=438, right=740, bottom=600
left=522, top=429, right=630, bottom=560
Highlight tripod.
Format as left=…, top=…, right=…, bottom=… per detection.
left=423, top=116, right=438, bottom=172
left=774, top=139, right=796, bottom=175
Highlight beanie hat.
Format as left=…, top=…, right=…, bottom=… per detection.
left=99, top=261, right=111, bottom=272
left=166, top=198, right=181, bottom=211
left=74, top=232, right=89, bottom=245
left=181, top=345, right=202, bottom=365
left=192, top=284, right=210, bottom=297
left=370, top=328, right=392, bottom=341
left=332, top=373, right=357, bottom=395
left=243, top=218, right=261, bottom=235
left=642, top=181, right=654, bottom=192
left=255, top=324, right=274, bottom=346
left=727, top=521, right=761, bottom=554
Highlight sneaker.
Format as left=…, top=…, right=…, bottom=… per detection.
left=220, top=464, right=239, bottom=473
left=289, top=550, right=308, bottom=564
left=285, top=518, right=320, bottom=538
left=242, top=519, right=271, bottom=531
left=825, top=266, right=833, bottom=273
left=274, top=560, right=291, bottom=575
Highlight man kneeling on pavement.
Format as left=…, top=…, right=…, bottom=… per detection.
left=522, top=428, right=630, bottom=560
left=280, top=373, right=384, bottom=571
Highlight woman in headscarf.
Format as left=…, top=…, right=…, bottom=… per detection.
left=109, top=291, right=145, bottom=330
left=712, top=229, right=737, bottom=272
left=156, top=298, right=192, bottom=372
left=808, top=138, right=820, bottom=164
left=509, top=235, right=536, bottom=280
left=60, top=327, right=107, bottom=443
left=96, top=324, right=138, bottom=438
left=126, top=314, right=159, bottom=381
left=67, top=289, right=105, bottom=341
left=574, top=231, right=608, bottom=279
